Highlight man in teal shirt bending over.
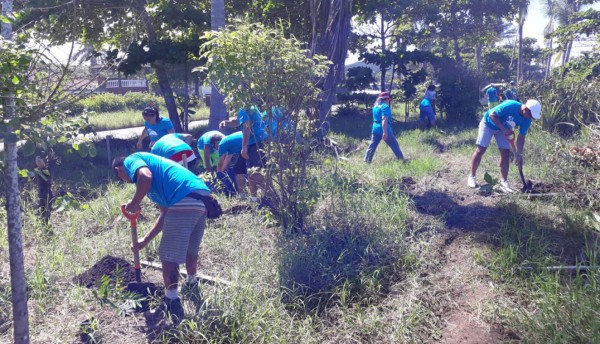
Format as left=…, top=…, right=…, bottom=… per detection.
left=113, top=152, right=212, bottom=323
left=468, top=99, right=542, bottom=192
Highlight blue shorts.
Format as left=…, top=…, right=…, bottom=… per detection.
left=419, top=106, right=435, bottom=123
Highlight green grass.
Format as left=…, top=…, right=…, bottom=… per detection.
left=1, top=112, right=599, bottom=342
left=87, top=106, right=210, bottom=131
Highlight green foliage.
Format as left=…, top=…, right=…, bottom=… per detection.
left=336, top=92, right=377, bottom=110
left=65, top=92, right=165, bottom=116
left=437, top=58, right=481, bottom=123
left=200, top=20, right=329, bottom=230
left=333, top=103, right=364, bottom=117
left=345, top=66, right=376, bottom=91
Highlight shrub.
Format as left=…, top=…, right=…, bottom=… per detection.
left=334, top=103, right=363, bottom=117
left=437, top=58, right=482, bottom=123
left=64, top=92, right=164, bottom=115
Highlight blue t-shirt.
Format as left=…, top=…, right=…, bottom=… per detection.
left=218, top=131, right=243, bottom=157
left=198, top=130, right=222, bottom=153
left=420, top=98, right=432, bottom=108
left=237, top=107, right=268, bottom=145
left=150, top=133, right=192, bottom=159
left=505, top=88, right=516, bottom=100
left=486, top=87, right=498, bottom=103
left=145, top=117, right=174, bottom=142
left=483, top=100, right=532, bottom=136
left=123, top=152, right=209, bottom=207
left=264, top=106, right=292, bottom=138
left=371, top=103, right=394, bottom=135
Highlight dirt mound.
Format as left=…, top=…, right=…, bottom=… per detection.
left=74, top=255, right=137, bottom=288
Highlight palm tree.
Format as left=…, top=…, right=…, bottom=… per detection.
left=517, top=0, right=529, bottom=83
left=209, top=0, right=228, bottom=130
left=542, top=0, right=556, bottom=79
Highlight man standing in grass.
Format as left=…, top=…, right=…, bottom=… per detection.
left=467, top=99, right=542, bottom=192
left=485, top=85, right=499, bottom=109
left=220, top=106, right=268, bottom=202
left=364, top=92, right=404, bottom=163
left=113, top=152, right=211, bottom=323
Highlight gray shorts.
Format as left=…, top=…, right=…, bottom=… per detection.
left=476, top=119, right=510, bottom=149
left=158, top=196, right=207, bottom=264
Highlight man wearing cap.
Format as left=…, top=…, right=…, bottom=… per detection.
left=113, top=152, right=212, bottom=323
left=364, top=91, right=405, bottom=163
left=467, top=99, right=542, bottom=192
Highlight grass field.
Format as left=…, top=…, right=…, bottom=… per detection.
left=0, top=111, right=599, bottom=343
left=88, top=106, right=210, bottom=131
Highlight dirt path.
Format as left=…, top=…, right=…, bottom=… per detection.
left=410, top=137, right=508, bottom=343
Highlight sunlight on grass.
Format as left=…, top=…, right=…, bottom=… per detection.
left=87, top=106, right=209, bottom=131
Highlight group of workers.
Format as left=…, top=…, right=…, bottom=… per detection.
left=365, top=81, right=542, bottom=193
left=113, top=105, right=282, bottom=324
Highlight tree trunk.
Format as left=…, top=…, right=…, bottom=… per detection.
left=545, top=38, right=553, bottom=80
left=476, top=44, right=482, bottom=75
left=380, top=12, right=386, bottom=91
left=209, top=0, right=228, bottom=130
left=517, top=10, right=524, bottom=83
left=135, top=0, right=182, bottom=132
left=313, top=0, right=353, bottom=122
left=2, top=1, right=30, bottom=342
left=564, top=40, right=572, bottom=64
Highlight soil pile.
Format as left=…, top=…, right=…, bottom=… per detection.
left=74, top=255, right=137, bottom=288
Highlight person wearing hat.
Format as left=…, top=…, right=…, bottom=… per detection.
left=467, top=99, right=542, bottom=192
left=364, top=91, right=404, bottom=163
left=136, top=107, right=175, bottom=150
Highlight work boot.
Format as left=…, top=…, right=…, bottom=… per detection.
left=467, top=175, right=477, bottom=188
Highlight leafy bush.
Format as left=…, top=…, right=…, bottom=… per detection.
left=437, top=58, right=482, bottom=123
left=334, top=103, right=364, bottom=117
left=336, top=92, right=377, bottom=110
left=64, top=92, right=164, bottom=115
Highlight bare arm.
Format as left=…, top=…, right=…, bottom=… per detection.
left=489, top=112, right=513, bottom=135
left=204, top=146, right=214, bottom=173
left=241, top=122, right=251, bottom=160
left=136, top=128, right=148, bottom=149
left=125, top=167, right=152, bottom=213
left=217, top=155, right=232, bottom=173
left=219, top=119, right=240, bottom=130
left=382, top=117, right=389, bottom=141
left=137, top=206, right=167, bottom=250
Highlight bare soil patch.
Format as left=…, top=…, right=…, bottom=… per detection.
left=74, top=255, right=137, bottom=288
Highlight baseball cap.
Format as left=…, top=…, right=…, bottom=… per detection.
left=524, top=99, right=541, bottom=120
left=509, top=80, right=515, bottom=85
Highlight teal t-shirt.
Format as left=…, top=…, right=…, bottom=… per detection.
left=198, top=130, right=222, bottom=153
left=483, top=100, right=532, bottom=136
left=486, top=87, right=498, bottom=103
left=420, top=98, right=432, bottom=108
left=264, top=106, right=292, bottom=138
left=145, top=117, right=174, bottom=142
left=237, top=107, right=268, bottom=145
left=151, top=133, right=192, bottom=159
left=123, top=152, right=209, bottom=207
left=371, top=103, right=393, bottom=135
left=218, top=131, right=243, bottom=157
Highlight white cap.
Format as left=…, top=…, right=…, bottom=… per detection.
left=524, top=99, right=542, bottom=120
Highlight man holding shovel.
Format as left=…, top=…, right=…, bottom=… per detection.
left=467, top=99, right=542, bottom=192
left=113, top=152, right=212, bottom=323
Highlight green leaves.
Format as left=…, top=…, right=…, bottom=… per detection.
left=21, top=140, right=36, bottom=156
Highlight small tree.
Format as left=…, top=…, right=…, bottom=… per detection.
left=199, top=21, right=329, bottom=230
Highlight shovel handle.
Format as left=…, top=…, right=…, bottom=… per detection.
left=120, top=205, right=142, bottom=282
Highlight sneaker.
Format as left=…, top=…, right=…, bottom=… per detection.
left=467, top=175, right=477, bottom=188
left=249, top=196, right=260, bottom=203
left=147, top=297, right=184, bottom=324
left=499, top=180, right=514, bottom=193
